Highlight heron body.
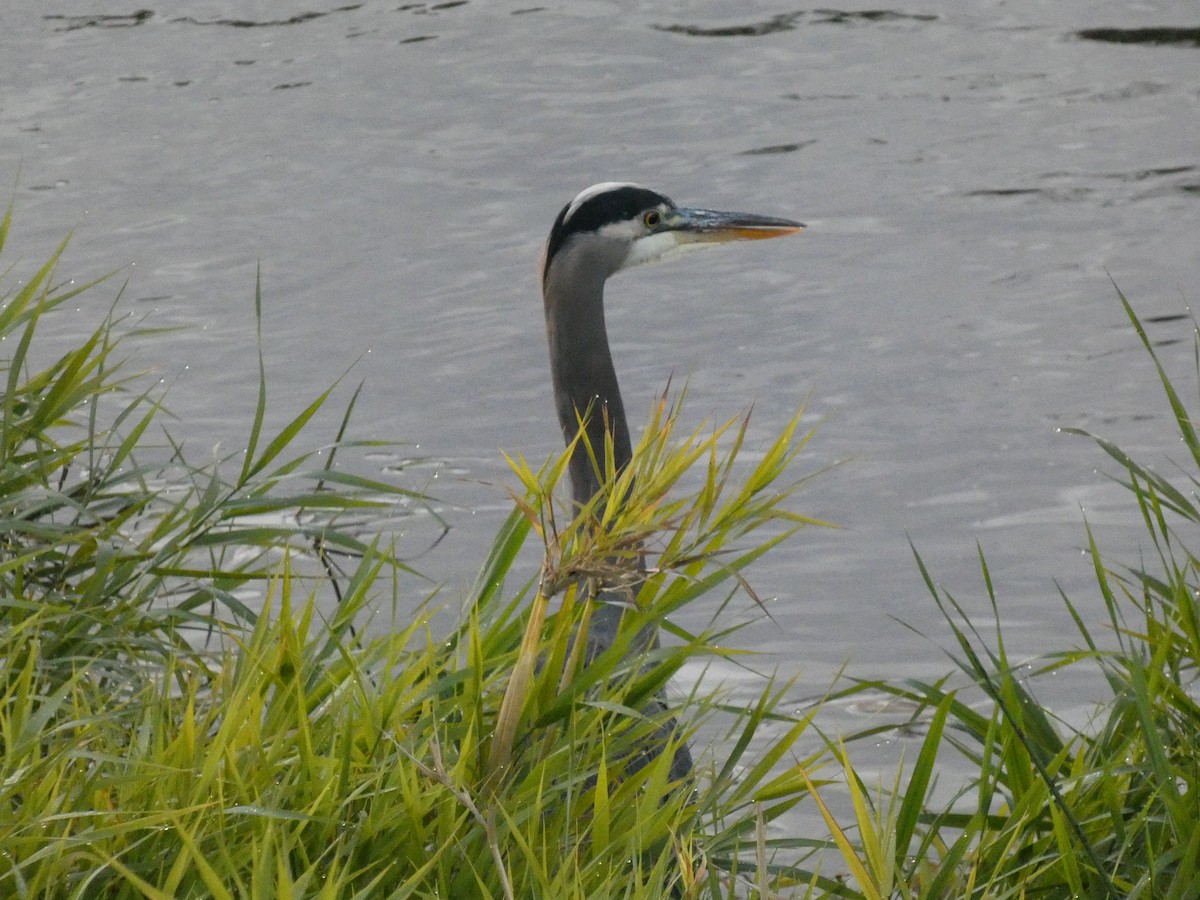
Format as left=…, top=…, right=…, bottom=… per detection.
left=539, top=182, right=802, bottom=781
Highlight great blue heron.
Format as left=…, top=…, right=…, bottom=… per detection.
left=542, top=181, right=803, bottom=617
left=540, top=182, right=803, bottom=777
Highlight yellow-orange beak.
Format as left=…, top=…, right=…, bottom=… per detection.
left=668, top=207, right=805, bottom=244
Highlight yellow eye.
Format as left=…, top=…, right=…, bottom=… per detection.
left=643, top=210, right=661, bottom=228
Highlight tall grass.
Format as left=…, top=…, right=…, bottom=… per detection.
left=4, top=206, right=1199, bottom=898
left=809, top=288, right=1200, bottom=898
left=0, top=214, right=833, bottom=898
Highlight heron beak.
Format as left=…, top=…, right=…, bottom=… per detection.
left=669, top=207, right=805, bottom=244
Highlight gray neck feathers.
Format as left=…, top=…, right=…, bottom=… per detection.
left=542, top=241, right=633, bottom=505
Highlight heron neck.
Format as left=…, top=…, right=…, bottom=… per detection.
left=544, top=277, right=633, bottom=506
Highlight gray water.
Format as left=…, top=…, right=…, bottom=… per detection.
left=4, top=0, right=1199, bottom=804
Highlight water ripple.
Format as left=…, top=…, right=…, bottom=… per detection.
left=1077, top=27, right=1200, bottom=48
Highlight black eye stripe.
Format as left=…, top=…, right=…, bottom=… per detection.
left=545, top=186, right=675, bottom=276
left=563, top=187, right=671, bottom=233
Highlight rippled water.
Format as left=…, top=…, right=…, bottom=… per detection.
left=4, top=0, right=1200, bottom=780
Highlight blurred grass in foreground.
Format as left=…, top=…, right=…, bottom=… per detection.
left=2, top=208, right=1198, bottom=898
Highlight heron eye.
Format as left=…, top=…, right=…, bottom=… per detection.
left=643, top=210, right=661, bottom=228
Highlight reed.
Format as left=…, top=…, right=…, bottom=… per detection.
left=0, top=213, right=831, bottom=898
left=803, top=287, right=1200, bottom=898
left=5, top=206, right=1197, bottom=897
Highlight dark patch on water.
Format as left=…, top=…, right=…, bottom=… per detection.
left=45, top=9, right=153, bottom=31
left=655, top=9, right=934, bottom=37
left=654, top=13, right=803, bottom=38
left=1086, top=81, right=1170, bottom=102
left=965, top=186, right=1096, bottom=203
left=273, top=81, right=313, bottom=90
left=1143, top=313, right=1191, bottom=325
left=782, top=92, right=859, bottom=101
left=172, top=5, right=362, bottom=28
left=967, top=165, right=1199, bottom=203
left=1104, top=165, right=1197, bottom=182
left=1076, top=27, right=1200, bottom=48
left=812, top=9, right=937, bottom=25
left=398, top=2, right=470, bottom=14
left=740, top=141, right=818, bottom=155
left=965, top=188, right=1044, bottom=198
left=1106, top=166, right=1200, bottom=200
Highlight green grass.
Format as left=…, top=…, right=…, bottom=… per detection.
left=2, top=207, right=1199, bottom=898
left=0, top=211, right=831, bottom=898
left=793, top=287, right=1200, bottom=898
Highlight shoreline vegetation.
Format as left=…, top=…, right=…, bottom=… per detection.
left=2, top=211, right=1197, bottom=897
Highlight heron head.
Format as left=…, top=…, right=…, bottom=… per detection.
left=542, top=182, right=804, bottom=290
